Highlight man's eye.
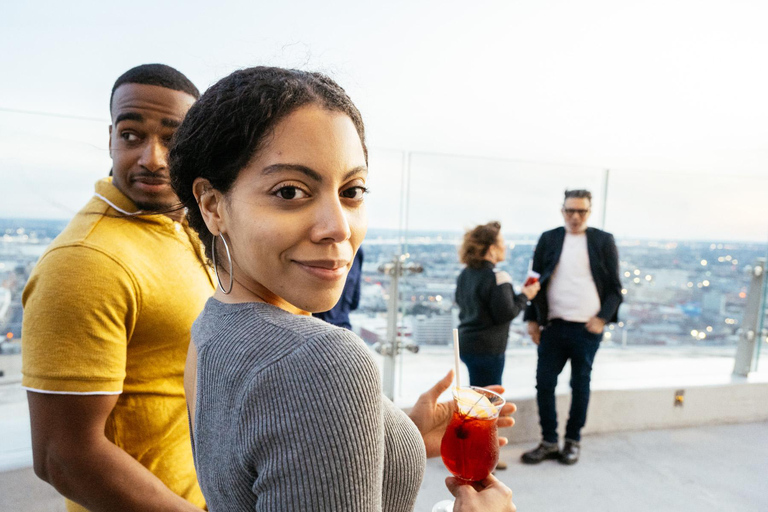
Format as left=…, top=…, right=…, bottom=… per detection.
left=276, top=186, right=308, bottom=200
left=341, top=186, right=368, bottom=200
left=120, top=132, right=140, bottom=142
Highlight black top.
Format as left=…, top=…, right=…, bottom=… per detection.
left=523, top=226, right=623, bottom=325
left=455, top=261, right=528, bottom=355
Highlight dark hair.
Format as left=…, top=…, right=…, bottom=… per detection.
left=459, top=221, right=501, bottom=269
left=564, top=189, right=592, bottom=204
left=169, top=66, right=368, bottom=261
left=110, top=64, right=200, bottom=112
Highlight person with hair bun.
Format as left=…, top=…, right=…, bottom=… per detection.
left=456, top=221, right=540, bottom=388
left=170, top=67, right=517, bottom=512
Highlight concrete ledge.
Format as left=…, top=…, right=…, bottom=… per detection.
left=501, top=381, right=768, bottom=443
left=0, top=353, right=22, bottom=386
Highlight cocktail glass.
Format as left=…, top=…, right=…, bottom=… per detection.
left=524, top=269, right=540, bottom=287
left=432, top=386, right=505, bottom=511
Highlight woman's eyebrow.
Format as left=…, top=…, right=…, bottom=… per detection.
left=342, top=166, right=368, bottom=181
left=261, top=164, right=322, bottom=182
left=261, top=164, right=368, bottom=182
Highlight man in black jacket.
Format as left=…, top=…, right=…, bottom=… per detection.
left=521, top=189, right=622, bottom=465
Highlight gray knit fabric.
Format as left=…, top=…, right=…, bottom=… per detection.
left=191, top=299, right=426, bottom=511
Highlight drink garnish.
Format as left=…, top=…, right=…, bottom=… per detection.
left=454, top=388, right=496, bottom=419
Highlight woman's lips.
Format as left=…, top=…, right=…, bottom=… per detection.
left=293, top=260, right=349, bottom=281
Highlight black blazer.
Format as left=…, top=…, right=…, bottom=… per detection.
left=523, top=226, right=622, bottom=325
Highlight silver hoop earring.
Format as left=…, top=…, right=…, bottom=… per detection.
left=211, top=233, right=233, bottom=294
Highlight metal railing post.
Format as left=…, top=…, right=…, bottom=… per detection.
left=382, top=258, right=401, bottom=399
left=733, top=258, right=766, bottom=376
left=378, top=256, right=423, bottom=400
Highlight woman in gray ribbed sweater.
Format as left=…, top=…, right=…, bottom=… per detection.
left=169, top=67, right=517, bottom=512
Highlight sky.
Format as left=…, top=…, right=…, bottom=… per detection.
left=1, top=0, right=767, bottom=241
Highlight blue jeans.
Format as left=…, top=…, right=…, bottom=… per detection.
left=536, top=320, right=602, bottom=443
left=461, top=353, right=505, bottom=387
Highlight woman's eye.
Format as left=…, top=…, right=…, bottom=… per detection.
left=276, top=186, right=308, bottom=200
left=341, top=186, right=368, bottom=200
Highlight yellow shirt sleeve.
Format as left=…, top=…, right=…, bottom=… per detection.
left=22, top=244, right=140, bottom=393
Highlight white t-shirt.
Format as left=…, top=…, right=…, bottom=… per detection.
left=547, top=232, right=601, bottom=322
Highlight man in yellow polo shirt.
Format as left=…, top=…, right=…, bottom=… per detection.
left=21, top=64, right=214, bottom=512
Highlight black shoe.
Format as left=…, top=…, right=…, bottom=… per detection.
left=559, top=440, right=580, bottom=465
left=521, top=442, right=560, bottom=464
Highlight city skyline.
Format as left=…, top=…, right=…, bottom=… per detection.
left=3, top=219, right=764, bottom=351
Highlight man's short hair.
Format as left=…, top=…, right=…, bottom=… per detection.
left=110, top=64, right=200, bottom=112
left=564, top=189, right=592, bottom=204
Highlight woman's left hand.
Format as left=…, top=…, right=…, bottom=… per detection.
left=408, top=370, right=517, bottom=458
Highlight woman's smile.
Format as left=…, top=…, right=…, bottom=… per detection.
left=292, top=258, right=350, bottom=281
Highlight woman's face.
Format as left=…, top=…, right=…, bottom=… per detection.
left=217, top=104, right=368, bottom=312
left=493, top=234, right=506, bottom=263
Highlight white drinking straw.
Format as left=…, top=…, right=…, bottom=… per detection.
left=452, top=328, right=461, bottom=390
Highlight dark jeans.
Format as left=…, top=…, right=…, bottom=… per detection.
left=461, top=353, right=505, bottom=387
left=536, top=320, right=602, bottom=443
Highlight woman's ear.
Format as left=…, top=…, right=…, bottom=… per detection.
left=193, top=177, right=226, bottom=236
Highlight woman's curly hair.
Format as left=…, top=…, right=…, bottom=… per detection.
left=459, top=221, right=501, bottom=268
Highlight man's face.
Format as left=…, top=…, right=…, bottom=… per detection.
left=561, top=197, right=591, bottom=233
left=108, top=83, right=195, bottom=211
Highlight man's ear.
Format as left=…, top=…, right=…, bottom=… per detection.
left=108, top=125, right=113, bottom=160
left=193, top=177, right=226, bottom=236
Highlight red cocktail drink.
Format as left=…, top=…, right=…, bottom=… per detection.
left=440, top=387, right=505, bottom=482
left=524, top=269, right=540, bottom=287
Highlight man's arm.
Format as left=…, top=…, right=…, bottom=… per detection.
left=28, top=392, right=203, bottom=512
left=597, top=233, right=622, bottom=322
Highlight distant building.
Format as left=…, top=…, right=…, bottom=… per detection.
left=412, top=313, right=454, bottom=345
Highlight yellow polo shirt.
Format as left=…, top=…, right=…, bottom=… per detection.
left=22, top=178, right=214, bottom=511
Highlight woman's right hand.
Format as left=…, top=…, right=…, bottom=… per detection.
left=521, top=280, right=540, bottom=300
left=446, top=474, right=516, bottom=512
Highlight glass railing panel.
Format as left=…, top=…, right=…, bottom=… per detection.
left=386, top=158, right=768, bottom=404
left=348, top=148, right=407, bottom=392
left=1, top=112, right=110, bottom=474
left=601, top=169, right=768, bottom=385
left=391, top=154, right=606, bottom=404
left=0, top=111, right=110, bottom=219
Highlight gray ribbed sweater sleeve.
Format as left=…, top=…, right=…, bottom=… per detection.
left=192, top=300, right=425, bottom=512
left=243, top=331, right=384, bottom=510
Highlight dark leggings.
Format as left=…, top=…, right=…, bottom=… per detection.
left=461, top=353, right=505, bottom=387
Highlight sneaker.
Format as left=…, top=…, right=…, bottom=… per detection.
left=494, top=460, right=508, bottom=471
left=558, top=440, right=580, bottom=465
left=521, top=442, right=560, bottom=464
